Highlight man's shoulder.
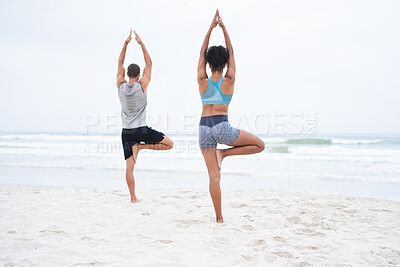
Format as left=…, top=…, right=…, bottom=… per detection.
left=118, top=81, right=128, bottom=90
left=119, top=82, right=144, bottom=94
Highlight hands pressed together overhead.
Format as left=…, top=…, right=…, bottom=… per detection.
left=210, top=9, right=225, bottom=30
left=126, top=9, right=224, bottom=46
left=125, top=29, right=143, bottom=45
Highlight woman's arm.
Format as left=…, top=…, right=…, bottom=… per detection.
left=197, top=9, right=219, bottom=84
left=218, top=15, right=235, bottom=81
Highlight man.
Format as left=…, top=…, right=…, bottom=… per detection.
left=117, top=29, right=173, bottom=203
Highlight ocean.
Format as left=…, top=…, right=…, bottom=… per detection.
left=0, top=133, right=399, bottom=200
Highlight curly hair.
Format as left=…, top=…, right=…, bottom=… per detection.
left=205, top=45, right=229, bottom=73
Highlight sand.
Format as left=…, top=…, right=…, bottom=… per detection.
left=1, top=185, right=399, bottom=266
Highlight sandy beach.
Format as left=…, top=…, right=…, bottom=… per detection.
left=1, top=185, right=399, bottom=266
left=2, top=0, right=400, bottom=265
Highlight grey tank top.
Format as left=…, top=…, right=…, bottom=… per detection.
left=118, top=82, right=147, bottom=129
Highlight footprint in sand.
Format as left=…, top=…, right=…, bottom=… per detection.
left=241, top=254, right=256, bottom=261
left=40, top=226, right=69, bottom=236
left=161, top=195, right=183, bottom=199
left=154, top=239, right=174, bottom=244
left=188, top=195, right=203, bottom=199
left=295, top=228, right=327, bottom=237
left=286, top=216, right=301, bottom=224
left=344, top=208, right=357, bottom=214
left=18, top=259, right=35, bottom=266
left=230, top=203, right=248, bottom=208
left=298, top=261, right=312, bottom=266
left=251, top=239, right=267, bottom=252
left=273, top=236, right=287, bottom=243
left=252, top=239, right=266, bottom=246
left=272, top=251, right=294, bottom=259
left=242, top=225, right=255, bottom=231
left=246, top=239, right=266, bottom=247
left=111, top=190, right=126, bottom=197
left=174, top=219, right=203, bottom=229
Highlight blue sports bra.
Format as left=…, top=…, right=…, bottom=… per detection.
left=201, top=77, right=232, bottom=105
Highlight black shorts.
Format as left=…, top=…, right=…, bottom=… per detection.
left=121, top=126, right=165, bottom=160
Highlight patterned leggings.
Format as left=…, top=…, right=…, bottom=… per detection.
left=199, top=115, right=240, bottom=149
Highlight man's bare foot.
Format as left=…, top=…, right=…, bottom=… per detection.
left=132, top=144, right=140, bottom=163
left=216, top=149, right=224, bottom=170
left=216, top=215, right=224, bottom=223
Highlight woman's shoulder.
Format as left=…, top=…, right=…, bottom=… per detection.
left=220, top=76, right=234, bottom=95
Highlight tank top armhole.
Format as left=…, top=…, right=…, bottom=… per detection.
left=137, top=82, right=145, bottom=93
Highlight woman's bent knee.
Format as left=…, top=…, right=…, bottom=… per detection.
left=168, top=140, right=174, bottom=150
left=258, top=140, right=265, bottom=152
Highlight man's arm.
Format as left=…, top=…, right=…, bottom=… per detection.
left=135, top=31, right=152, bottom=92
left=198, top=9, right=219, bottom=86
left=218, top=14, right=235, bottom=81
left=117, top=29, right=132, bottom=88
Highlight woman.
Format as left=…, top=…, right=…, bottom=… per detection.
left=197, top=10, right=265, bottom=223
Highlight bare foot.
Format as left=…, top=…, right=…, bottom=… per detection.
left=216, top=149, right=224, bottom=170
left=131, top=197, right=139, bottom=203
left=132, top=143, right=140, bottom=164
left=216, top=215, right=224, bottom=223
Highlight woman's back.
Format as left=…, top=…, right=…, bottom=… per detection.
left=199, top=75, right=234, bottom=116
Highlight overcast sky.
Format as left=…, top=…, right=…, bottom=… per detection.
left=0, top=0, right=399, bottom=135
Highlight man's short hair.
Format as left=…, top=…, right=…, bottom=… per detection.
left=127, top=64, right=140, bottom=78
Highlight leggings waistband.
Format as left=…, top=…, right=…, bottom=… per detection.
left=200, top=115, right=228, bottom=127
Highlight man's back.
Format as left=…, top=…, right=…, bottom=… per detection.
left=118, top=82, right=147, bottom=129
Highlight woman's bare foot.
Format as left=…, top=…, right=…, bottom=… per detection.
left=216, top=215, right=224, bottom=223
left=131, top=196, right=139, bottom=203
left=132, top=143, right=140, bottom=163
left=216, top=149, right=224, bottom=170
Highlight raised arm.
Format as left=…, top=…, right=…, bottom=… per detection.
left=218, top=14, right=235, bottom=81
left=117, top=29, right=132, bottom=88
left=135, top=31, right=152, bottom=92
left=198, top=9, right=219, bottom=85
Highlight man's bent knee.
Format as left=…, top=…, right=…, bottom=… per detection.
left=167, top=140, right=174, bottom=150
left=162, top=136, right=174, bottom=150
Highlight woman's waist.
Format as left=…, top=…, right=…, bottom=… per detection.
left=199, top=114, right=230, bottom=127
left=201, top=105, right=229, bottom=117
